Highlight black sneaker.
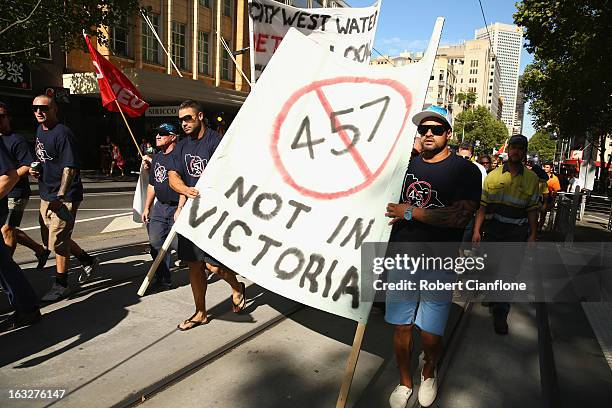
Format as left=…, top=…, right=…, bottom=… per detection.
left=5, top=310, right=42, bottom=330
left=493, top=311, right=509, bottom=335
left=36, top=249, right=51, bottom=270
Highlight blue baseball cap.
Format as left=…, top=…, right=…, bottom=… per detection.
left=412, top=105, right=452, bottom=127
left=158, top=123, right=178, bottom=135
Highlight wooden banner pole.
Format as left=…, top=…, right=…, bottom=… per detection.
left=137, top=228, right=177, bottom=296
left=336, top=322, right=367, bottom=408
left=114, top=100, right=144, bottom=158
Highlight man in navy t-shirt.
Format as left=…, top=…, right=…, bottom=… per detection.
left=29, top=95, right=99, bottom=302
left=0, top=101, right=50, bottom=269
left=168, top=100, right=245, bottom=331
left=385, top=106, right=481, bottom=408
left=0, top=137, right=41, bottom=329
left=142, top=123, right=180, bottom=291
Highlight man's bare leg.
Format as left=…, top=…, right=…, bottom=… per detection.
left=206, top=263, right=243, bottom=305
left=15, top=229, right=46, bottom=255
left=420, top=330, right=443, bottom=380
left=394, top=324, right=414, bottom=388
left=1, top=224, right=16, bottom=253
left=178, top=261, right=208, bottom=329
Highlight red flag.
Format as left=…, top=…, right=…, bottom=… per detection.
left=83, top=33, right=149, bottom=117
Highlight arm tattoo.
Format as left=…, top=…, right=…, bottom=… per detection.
left=414, top=200, right=479, bottom=229
left=58, top=167, right=77, bottom=197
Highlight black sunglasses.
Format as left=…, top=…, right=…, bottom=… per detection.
left=480, top=161, right=491, bottom=165
left=417, top=124, right=447, bottom=136
left=32, top=105, right=50, bottom=112
left=158, top=131, right=174, bottom=136
left=178, top=115, right=194, bottom=123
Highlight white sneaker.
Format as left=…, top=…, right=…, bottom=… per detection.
left=42, top=283, right=70, bottom=301
left=389, top=384, right=413, bottom=408
left=78, top=257, right=100, bottom=283
left=418, top=367, right=438, bottom=407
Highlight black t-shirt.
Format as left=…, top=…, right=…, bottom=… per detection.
left=2, top=133, right=33, bottom=199
left=390, top=153, right=482, bottom=243
left=149, top=151, right=180, bottom=204
left=0, top=142, right=16, bottom=221
left=169, top=128, right=222, bottom=188
left=35, top=123, right=83, bottom=202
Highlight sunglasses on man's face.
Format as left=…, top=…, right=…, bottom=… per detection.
left=480, top=161, right=491, bottom=165
left=158, top=131, right=174, bottom=137
left=178, top=115, right=194, bottom=123
left=417, top=124, right=447, bottom=136
left=32, top=105, right=50, bottom=112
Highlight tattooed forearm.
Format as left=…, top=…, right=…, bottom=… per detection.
left=58, top=167, right=77, bottom=197
left=412, top=200, right=479, bottom=229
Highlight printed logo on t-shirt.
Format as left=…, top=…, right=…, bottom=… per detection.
left=402, top=174, right=444, bottom=208
left=35, top=139, right=53, bottom=162
left=184, top=154, right=207, bottom=178
left=154, top=162, right=167, bottom=183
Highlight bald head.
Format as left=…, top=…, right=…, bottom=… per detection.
left=32, top=95, right=58, bottom=126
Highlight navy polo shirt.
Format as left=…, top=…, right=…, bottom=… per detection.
left=149, top=151, right=180, bottom=204
left=35, top=123, right=83, bottom=202
left=169, top=128, right=222, bottom=188
left=2, top=133, right=33, bottom=199
left=0, top=142, right=16, bottom=221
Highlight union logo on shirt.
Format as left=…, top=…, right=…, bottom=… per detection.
left=35, top=139, right=53, bottom=162
left=154, top=162, right=167, bottom=183
left=402, top=174, right=444, bottom=209
left=185, top=154, right=207, bottom=178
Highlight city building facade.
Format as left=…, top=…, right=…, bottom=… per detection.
left=475, top=22, right=523, bottom=136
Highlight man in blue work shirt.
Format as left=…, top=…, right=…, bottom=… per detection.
left=142, top=123, right=180, bottom=291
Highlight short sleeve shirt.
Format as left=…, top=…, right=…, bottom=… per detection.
left=149, top=151, right=180, bottom=204
left=0, top=142, right=16, bottom=221
left=390, top=153, right=482, bottom=243
left=547, top=174, right=561, bottom=193
left=169, top=128, right=222, bottom=188
left=1, top=133, right=33, bottom=199
left=35, top=123, right=84, bottom=202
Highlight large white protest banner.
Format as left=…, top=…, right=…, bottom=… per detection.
left=248, top=0, right=381, bottom=83
left=175, top=21, right=443, bottom=323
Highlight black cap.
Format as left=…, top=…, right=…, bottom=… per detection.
left=508, top=134, right=528, bottom=147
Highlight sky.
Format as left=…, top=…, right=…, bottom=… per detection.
left=348, top=0, right=536, bottom=137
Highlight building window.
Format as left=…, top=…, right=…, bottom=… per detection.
left=198, top=31, right=210, bottom=75
left=111, top=16, right=131, bottom=58
left=171, top=21, right=187, bottom=70
left=142, top=13, right=160, bottom=64
left=199, top=0, right=210, bottom=6
left=224, top=0, right=232, bottom=17
left=221, top=40, right=232, bottom=80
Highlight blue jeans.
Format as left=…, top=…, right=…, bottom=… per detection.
left=0, top=239, right=39, bottom=314
left=146, top=202, right=177, bottom=285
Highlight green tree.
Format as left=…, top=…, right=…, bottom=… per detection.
left=1, top=0, right=140, bottom=63
left=515, top=1, right=611, bottom=191
left=453, top=106, right=508, bottom=155
left=455, top=91, right=478, bottom=109
left=528, top=129, right=557, bottom=162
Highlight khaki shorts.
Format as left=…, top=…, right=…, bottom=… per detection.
left=40, top=199, right=81, bottom=254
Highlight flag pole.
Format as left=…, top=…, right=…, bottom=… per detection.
left=114, top=100, right=144, bottom=158
left=336, top=322, right=367, bottom=408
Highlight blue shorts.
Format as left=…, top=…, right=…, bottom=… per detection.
left=385, top=299, right=452, bottom=336
left=384, top=267, right=453, bottom=336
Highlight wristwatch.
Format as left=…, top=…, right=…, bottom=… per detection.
left=404, top=206, right=413, bottom=221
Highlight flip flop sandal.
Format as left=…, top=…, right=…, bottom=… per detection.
left=232, top=282, right=247, bottom=313
left=177, top=316, right=208, bottom=331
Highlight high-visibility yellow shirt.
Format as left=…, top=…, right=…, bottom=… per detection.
left=481, top=163, right=540, bottom=225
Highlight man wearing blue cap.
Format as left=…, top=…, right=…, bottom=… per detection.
left=142, top=123, right=180, bottom=291
left=385, top=106, right=482, bottom=407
